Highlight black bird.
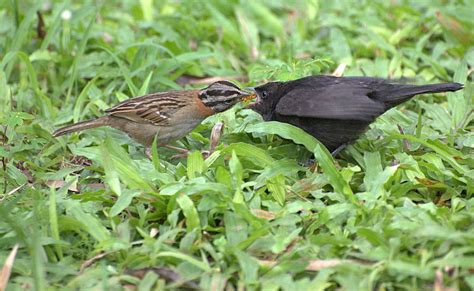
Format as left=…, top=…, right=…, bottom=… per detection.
left=249, top=75, right=463, bottom=154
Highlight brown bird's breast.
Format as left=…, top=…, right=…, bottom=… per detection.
left=193, top=92, right=216, bottom=117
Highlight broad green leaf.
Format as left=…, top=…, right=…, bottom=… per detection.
left=229, top=151, right=244, bottom=203
left=314, top=144, right=354, bottom=200
left=266, top=174, right=286, bottom=205
left=156, top=251, right=210, bottom=272
left=100, top=143, right=121, bottom=196
left=357, top=227, right=387, bottom=248
left=309, top=269, right=336, bottom=290
left=255, top=159, right=303, bottom=187
left=204, top=150, right=222, bottom=168
left=176, top=193, right=201, bottom=231
left=110, top=190, right=140, bottom=217
left=271, top=227, right=302, bottom=254
left=223, top=142, right=273, bottom=166
left=234, top=249, right=259, bottom=283
left=225, top=211, right=248, bottom=246
left=246, top=121, right=324, bottom=153
left=138, top=271, right=158, bottom=291
left=159, top=180, right=229, bottom=196
left=105, top=136, right=154, bottom=191
left=7, top=163, right=27, bottom=185
left=187, top=150, right=205, bottom=179
left=216, top=166, right=232, bottom=188
left=65, top=201, right=110, bottom=243
left=363, top=152, right=399, bottom=197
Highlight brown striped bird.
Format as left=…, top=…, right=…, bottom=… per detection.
left=53, top=81, right=255, bottom=154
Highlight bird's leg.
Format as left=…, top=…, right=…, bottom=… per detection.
left=298, top=148, right=316, bottom=169
left=298, top=158, right=318, bottom=172
left=165, top=145, right=189, bottom=154
left=299, top=144, right=346, bottom=170
left=166, top=145, right=190, bottom=159
left=331, top=144, right=347, bottom=157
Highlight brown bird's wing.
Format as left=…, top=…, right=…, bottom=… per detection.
left=105, top=91, right=192, bottom=126
left=275, top=85, right=386, bottom=121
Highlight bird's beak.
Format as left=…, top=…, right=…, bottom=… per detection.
left=240, top=87, right=257, bottom=102
left=241, top=87, right=261, bottom=109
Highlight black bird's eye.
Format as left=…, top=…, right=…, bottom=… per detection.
left=261, top=91, right=268, bottom=98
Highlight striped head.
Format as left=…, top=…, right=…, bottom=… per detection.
left=198, top=81, right=256, bottom=112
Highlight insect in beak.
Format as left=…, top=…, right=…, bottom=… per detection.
left=241, top=87, right=257, bottom=102
left=240, top=87, right=257, bottom=102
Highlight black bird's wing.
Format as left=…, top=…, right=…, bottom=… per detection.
left=274, top=84, right=386, bottom=121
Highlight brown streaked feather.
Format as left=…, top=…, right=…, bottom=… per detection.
left=105, top=90, right=197, bottom=125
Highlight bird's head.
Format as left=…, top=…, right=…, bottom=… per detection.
left=198, top=81, right=256, bottom=113
left=246, top=81, right=286, bottom=120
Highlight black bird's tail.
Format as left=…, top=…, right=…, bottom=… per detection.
left=376, top=82, right=464, bottom=108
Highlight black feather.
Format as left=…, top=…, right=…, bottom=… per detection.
left=251, top=75, right=464, bottom=151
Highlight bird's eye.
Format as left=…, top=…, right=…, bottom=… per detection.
left=261, top=91, right=268, bottom=98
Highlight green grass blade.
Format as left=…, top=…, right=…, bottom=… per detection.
left=49, top=186, right=64, bottom=260
left=314, top=144, right=355, bottom=200
left=65, top=12, right=96, bottom=104
left=73, top=77, right=98, bottom=123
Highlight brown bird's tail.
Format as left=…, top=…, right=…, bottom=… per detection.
left=52, top=116, right=110, bottom=137
left=378, top=82, right=464, bottom=108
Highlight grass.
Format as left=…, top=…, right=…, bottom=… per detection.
left=0, top=0, right=473, bottom=290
